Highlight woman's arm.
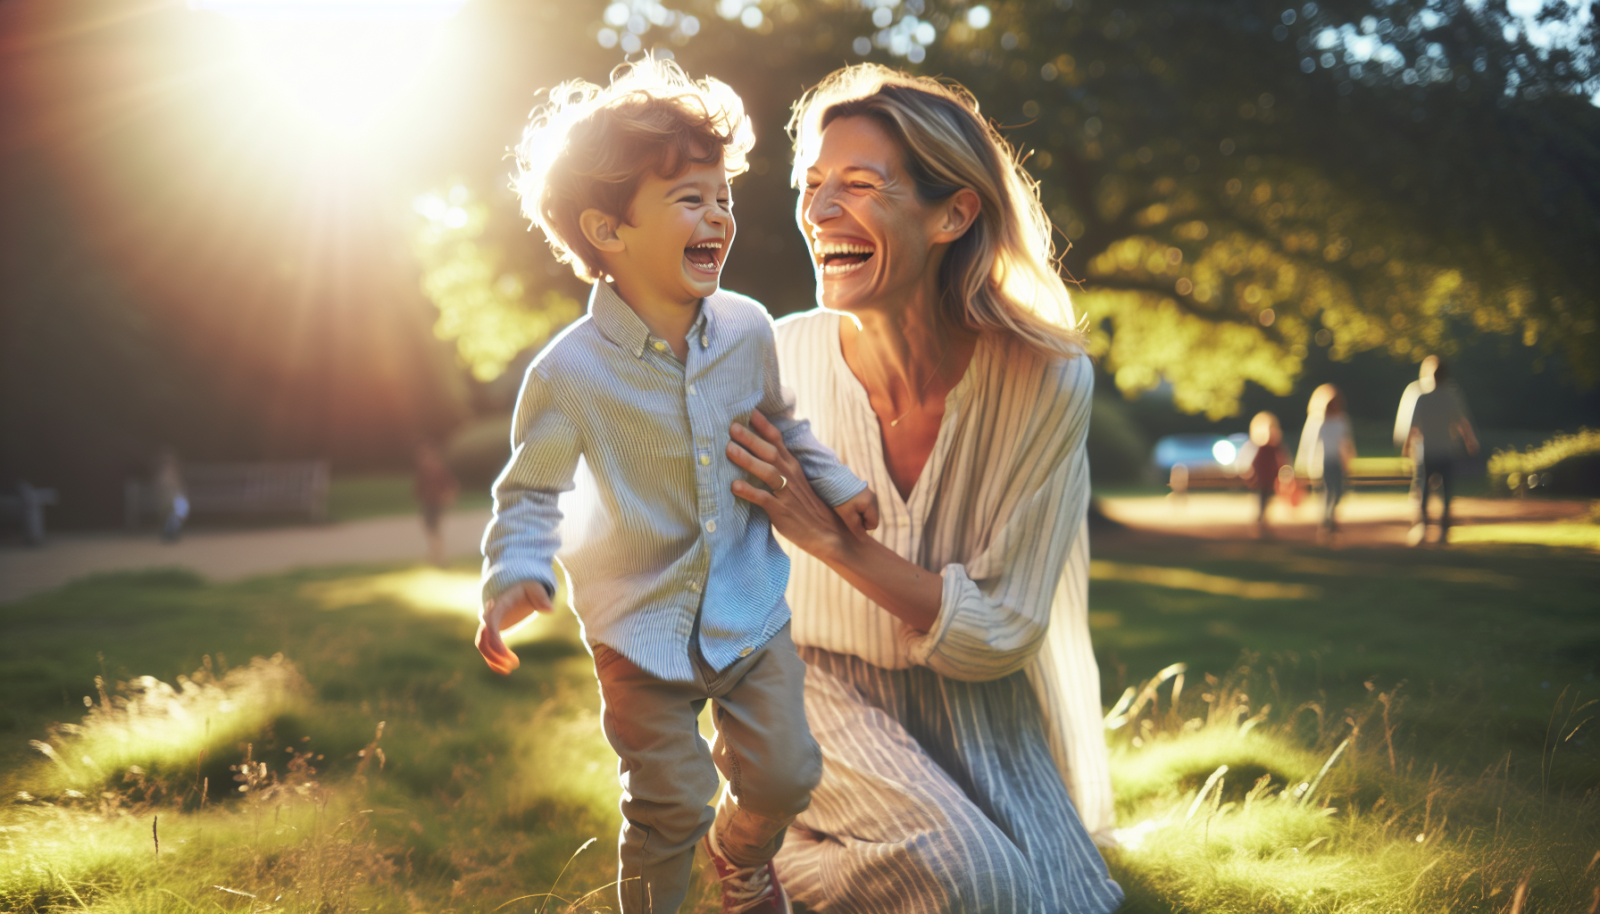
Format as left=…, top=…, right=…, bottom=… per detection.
left=729, top=412, right=942, bottom=633
left=730, top=354, right=1094, bottom=681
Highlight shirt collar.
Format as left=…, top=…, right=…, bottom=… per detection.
left=692, top=295, right=716, bottom=350
left=588, top=281, right=654, bottom=359
left=587, top=280, right=717, bottom=358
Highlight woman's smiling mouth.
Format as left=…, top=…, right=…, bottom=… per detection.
left=816, top=240, right=876, bottom=276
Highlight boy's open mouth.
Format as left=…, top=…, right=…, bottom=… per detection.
left=816, top=240, right=875, bottom=276
left=684, top=239, right=723, bottom=274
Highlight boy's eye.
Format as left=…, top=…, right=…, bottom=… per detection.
left=679, top=195, right=703, bottom=204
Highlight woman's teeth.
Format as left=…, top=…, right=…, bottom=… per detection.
left=816, top=241, right=875, bottom=276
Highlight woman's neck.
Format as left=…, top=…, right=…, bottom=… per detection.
left=839, top=285, right=978, bottom=430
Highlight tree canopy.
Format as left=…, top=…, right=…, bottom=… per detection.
left=576, top=0, right=1599, bottom=417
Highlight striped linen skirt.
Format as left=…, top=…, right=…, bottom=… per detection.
left=775, top=647, right=1124, bottom=914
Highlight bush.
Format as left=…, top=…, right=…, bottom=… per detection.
left=1089, top=395, right=1153, bottom=485
left=446, top=413, right=514, bottom=486
left=1488, top=427, right=1600, bottom=496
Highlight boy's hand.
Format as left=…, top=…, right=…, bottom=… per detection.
left=834, top=487, right=880, bottom=538
left=476, top=581, right=553, bottom=675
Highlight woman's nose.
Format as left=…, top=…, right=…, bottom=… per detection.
left=804, top=182, right=840, bottom=227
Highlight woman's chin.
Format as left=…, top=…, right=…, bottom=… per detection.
left=816, top=274, right=872, bottom=312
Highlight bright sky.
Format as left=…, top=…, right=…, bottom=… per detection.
left=187, top=0, right=470, bottom=132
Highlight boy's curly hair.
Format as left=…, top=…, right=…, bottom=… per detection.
left=513, top=56, right=754, bottom=283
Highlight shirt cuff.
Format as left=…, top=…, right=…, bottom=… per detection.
left=481, top=559, right=557, bottom=609
left=808, top=464, right=868, bottom=508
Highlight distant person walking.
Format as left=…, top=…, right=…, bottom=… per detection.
left=1244, top=411, right=1289, bottom=538
left=1393, top=356, right=1478, bottom=545
left=154, top=448, right=189, bottom=543
left=413, top=443, right=459, bottom=566
left=1297, top=384, right=1356, bottom=535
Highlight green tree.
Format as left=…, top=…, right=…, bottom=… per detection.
left=607, top=0, right=1598, bottom=417
left=411, top=183, right=582, bottom=382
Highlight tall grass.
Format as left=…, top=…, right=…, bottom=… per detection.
left=3, top=551, right=1593, bottom=913
left=1106, top=658, right=1600, bottom=913
left=17, top=654, right=309, bottom=800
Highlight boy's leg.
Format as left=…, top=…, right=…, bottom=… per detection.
left=703, top=623, right=822, bottom=869
left=594, top=645, right=720, bottom=914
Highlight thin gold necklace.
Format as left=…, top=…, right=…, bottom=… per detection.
left=886, top=346, right=952, bottom=428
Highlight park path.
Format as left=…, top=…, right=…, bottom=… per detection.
left=1098, top=492, right=1591, bottom=547
left=3, top=494, right=1589, bottom=605
left=0, top=509, right=492, bottom=604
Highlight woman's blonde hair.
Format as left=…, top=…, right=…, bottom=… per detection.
left=788, top=64, right=1083, bottom=357
left=514, top=56, right=753, bottom=282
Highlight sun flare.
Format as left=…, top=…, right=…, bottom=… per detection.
left=190, top=0, right=468, bottom=131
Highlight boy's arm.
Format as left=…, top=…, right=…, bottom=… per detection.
left=481, top=367, right=583, bottom=611
left=752, top=321, right=866, bottom=508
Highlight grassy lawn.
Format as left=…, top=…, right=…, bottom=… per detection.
left=1088, top=531, right=1598, bottom=912
left=1, top=534, right=1595, bottom=912
left=326, top=474, right=493, bottom=524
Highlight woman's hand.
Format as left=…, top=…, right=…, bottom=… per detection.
left=727, top=410, right=877, bottom=558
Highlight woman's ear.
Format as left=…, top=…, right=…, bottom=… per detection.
left=933, top=188, right=981, bottom=244
left=579, top=208, right=626, bottom=254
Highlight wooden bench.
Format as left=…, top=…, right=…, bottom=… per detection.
left=1167, top=457, right=1414, bottom=496
left=0, top=482, right=60, bottom=545
left=125, top=461, right=330, bottom=528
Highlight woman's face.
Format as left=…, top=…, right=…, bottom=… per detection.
left=798, top=115, right=952, bottom=314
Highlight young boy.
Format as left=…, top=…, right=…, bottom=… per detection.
left=476, top=59, right=877, bottom=914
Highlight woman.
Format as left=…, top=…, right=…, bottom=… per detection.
left=725, top=65, right=1122, bottom=912
left=1297, top=384, right=1356, bottom=534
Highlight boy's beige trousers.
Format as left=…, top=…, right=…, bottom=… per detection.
left=593, top=622, right=821, bottom=914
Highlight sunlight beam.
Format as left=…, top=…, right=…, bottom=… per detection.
left=188, top=0, right=468, bottom=134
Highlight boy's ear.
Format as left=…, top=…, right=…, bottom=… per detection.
left=579, top=209, right=626, bottom=254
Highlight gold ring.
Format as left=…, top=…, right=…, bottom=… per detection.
left=773, top=474, right=788, bottom=493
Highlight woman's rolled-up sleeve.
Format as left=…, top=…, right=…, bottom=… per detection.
left=903, top=355, right=1093, bottom=682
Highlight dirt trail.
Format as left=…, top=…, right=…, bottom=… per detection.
left=1098, top=492, right=1590, bottom=547
left=0, top=509, right=492, bottom=604
left=3, top=494, right=1589, bottom=604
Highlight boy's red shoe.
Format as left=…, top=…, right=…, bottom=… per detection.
left=701, top=833, right=792, bottom=914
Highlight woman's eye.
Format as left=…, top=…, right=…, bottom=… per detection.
left=679, top=195, right=703, bottom=205
left=848, top=182, right=874, bottom=190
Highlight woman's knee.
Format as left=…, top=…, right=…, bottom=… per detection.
left=941, top=832, right=1042, bottom=914
left=867, top=819, right=1041, bottom=914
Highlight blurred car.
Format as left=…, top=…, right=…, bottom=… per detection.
left=1152, top=433, right=1251, bottom=491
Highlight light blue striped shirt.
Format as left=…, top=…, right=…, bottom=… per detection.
left=481, top=281, right=866, bottom=682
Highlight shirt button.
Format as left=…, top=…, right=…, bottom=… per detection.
left=701, top=335, right=709, bottom=347
left=739, top=646, right=753, bottom=657
left=653, top=340, right=667, bottom=351
left=699, top=454, right=711, bottom=466
left=687, top=383, right=696, bottom=395
left=688, top=580, right=700, bottom=592
left=705, top=519, right=717, bottom=533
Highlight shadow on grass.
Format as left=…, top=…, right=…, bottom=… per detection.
left=1, top=536, right=1595, bottom=913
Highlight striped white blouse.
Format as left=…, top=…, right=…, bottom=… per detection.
left=774, top=310, right=1115, bottom=835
